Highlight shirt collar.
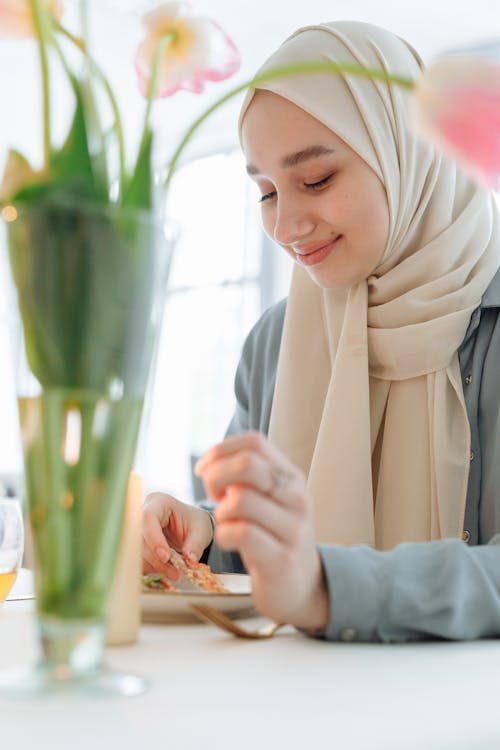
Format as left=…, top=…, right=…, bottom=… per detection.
left=460, top=264, right=500, bottom=346
left=482, top=264, right=500, bottom=308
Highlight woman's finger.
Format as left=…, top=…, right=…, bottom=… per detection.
left=143, top=560, right=157, bottom=575
left=181, top=510, right=214, bottom=561
left=195, top=431, right=293, bottom=474
left=214, top=484, right=306, bottom=544
left=142, top=557, right=179, bottom=580
left=215, top=517, right=284, bottom=575
left=142, top=503, right=172, bottom=560
left=142, top=493, right=187, bottom=578
left=142, top=532, right=180, bottom=579
left=199, top=447, right=301, bottom=505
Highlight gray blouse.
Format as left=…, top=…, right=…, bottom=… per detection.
left=207, top=267, right=500, bottom=642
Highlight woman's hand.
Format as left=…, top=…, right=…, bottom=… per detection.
left=142, top=492, right=214, bottom=579
left=195, top=431, right=330, bottom=631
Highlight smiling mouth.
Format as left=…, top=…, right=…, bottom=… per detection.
left=294, top=236, right=341, bottom=266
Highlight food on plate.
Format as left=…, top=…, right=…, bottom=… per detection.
left=142, top=573, right=178, bottom=591
left=142, top=549, right=229, bottom=594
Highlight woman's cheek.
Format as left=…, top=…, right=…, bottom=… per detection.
left=261, top=211, right=275, bottom=241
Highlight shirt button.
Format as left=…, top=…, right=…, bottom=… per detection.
left=470, top=451, right=475, bottom=461
left=340, top=627, right=357, bottom=642
left=462, top=530, right=471, bottom=543
left=465, top=375, right=472, bottom=385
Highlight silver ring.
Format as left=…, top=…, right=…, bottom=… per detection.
left=269, top=467, right=293, bottom=498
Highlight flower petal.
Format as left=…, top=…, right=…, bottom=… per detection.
left=134, top=2, right=240, bottom=100
left=411, top=57, right=500, bottom=189
left=0, top=149, right=46, bottom=202
left=0, top=0, right=64, bottom=39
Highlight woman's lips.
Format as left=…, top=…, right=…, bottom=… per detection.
left=294, top=236, right=341, bottom=266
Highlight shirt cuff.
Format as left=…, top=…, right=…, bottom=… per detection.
left=316, top=543, right=382, bottom=642
left=199, top=510, right=215, bottom=564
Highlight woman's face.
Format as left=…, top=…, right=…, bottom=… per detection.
left=241, top=91, right=390, bottom=288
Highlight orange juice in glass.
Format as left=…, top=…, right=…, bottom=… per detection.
left=0, top=500, right=24, bottom=602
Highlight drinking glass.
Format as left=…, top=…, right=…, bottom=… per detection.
left=0, top=499, right=24, bottom=603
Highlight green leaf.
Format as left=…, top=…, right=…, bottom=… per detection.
left=142, top=573, right=166, bottom=589
left=50, top=85, right=107, bottom=202
left=78, top=77, right=109, bottom=197
left=10, top=85, right=108, bottom=207
left=122, top=128, right=153, bottom=210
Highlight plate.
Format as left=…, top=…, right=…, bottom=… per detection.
left=141, top=573, right=255, bottom=624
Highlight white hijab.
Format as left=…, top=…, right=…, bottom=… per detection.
left=239, top=21, right=500, bottom=548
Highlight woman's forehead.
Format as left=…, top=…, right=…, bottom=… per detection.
left=241, top=91, right=365, bottom=176
left=242, top=92, right=343, bottom=151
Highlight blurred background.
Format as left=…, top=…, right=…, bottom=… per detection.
left=0, top=0, right=499, bottom=503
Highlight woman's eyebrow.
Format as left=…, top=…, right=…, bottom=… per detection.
left=246, top=144, right=336, bottom=176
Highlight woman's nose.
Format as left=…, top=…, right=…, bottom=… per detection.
left=273, top=197, right=315, bottom=246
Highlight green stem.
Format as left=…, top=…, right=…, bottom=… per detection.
left=163, top=60, right=415, bottom=197
left=55, top=21, right=126, bottom=192
left=29, top=0, right=52, bottom=167
left=136, top=31, right=178, bottom=168
left=50, top=32, right=80, bottom=92
left=55, top=23, right=85, bottom=51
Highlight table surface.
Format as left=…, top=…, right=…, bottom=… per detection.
left=2, top=572, right=500, bottom=750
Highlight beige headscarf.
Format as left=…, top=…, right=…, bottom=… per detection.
left=238, top=21, right=500, bottom=549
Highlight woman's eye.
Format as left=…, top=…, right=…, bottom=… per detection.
left=304, top=173, right=334, bottom=190
left=257, top=173, right=334, bottom=203
left=258, top=190, right=276, bottom=203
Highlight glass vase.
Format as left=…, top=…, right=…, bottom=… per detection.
left=0, top=198, right=176, bottom=697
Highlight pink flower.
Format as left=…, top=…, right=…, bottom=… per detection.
left=134, top=1, right=240, bottom=99
left=0, top=0, right=63, bottom=39
left=411, top=57, right=500, bottom=189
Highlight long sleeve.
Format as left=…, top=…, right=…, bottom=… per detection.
left=318, top=535, right=500, bottom=642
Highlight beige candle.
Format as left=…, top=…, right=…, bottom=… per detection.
left=106, top=471, right=143, bottom=646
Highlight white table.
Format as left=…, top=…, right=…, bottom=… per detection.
left=2, top=574, right=500, bottom=750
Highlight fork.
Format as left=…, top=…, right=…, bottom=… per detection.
left=190, top=603, right=286, bottom=639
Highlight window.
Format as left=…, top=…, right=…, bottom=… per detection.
left=136, top=150, right=290, bottom=501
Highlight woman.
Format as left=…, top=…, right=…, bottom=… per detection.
left=143, top=20, right=500, bottom=641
